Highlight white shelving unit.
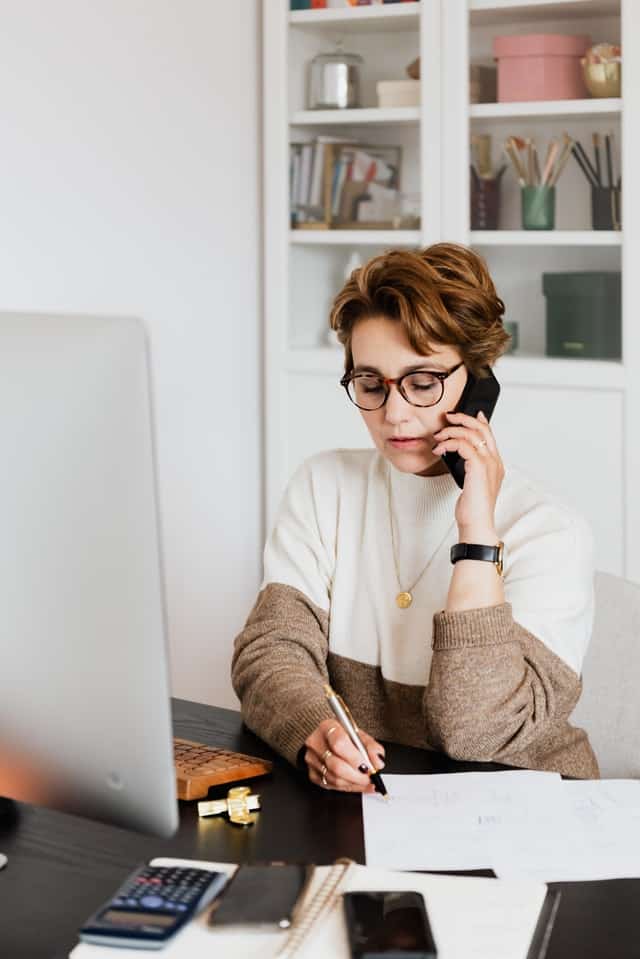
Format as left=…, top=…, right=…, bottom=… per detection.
left=264, top=0, right=639, bottom=582
left=470, top=96, right=620, bottom=119
left=471, top=230, right=622, bottom=245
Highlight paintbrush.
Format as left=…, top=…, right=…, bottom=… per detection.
left=541, top=139, right=559, bottom=186
left=550, top=134, right=575, bottom=187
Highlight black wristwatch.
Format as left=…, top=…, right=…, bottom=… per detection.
left=450, top=541, right=504, bottom=577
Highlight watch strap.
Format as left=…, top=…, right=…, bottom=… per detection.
left=450, top=542, right=504, bottom=576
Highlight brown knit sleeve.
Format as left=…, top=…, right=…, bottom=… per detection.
left=231, top=582, right=335, bottom=764
left=425, top=603, right=599, bottom=778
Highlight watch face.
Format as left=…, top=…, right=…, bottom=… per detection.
left=496, top=541, right=504, bottom=576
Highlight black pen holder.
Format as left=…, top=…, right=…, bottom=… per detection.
left=591, top=186, right=621, bottom=230
left=470, top=171, right=501, bottom=230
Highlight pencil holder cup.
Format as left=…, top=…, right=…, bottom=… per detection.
left=470, top=172, right=501, bottom=230
left=591, top=186, right=621, bottom=230
left=503, top=320, right=519, bottom=354
left=521, top=185, right=555, bottom=230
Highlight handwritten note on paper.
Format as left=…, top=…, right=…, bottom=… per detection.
left=362, top=770, right=565, bottom=872
left=493, top=780, right=640, bottom=882
left=364, top=773, right=640, bottom=882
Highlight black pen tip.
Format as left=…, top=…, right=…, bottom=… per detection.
left=370, top=771, right=388, bottom=797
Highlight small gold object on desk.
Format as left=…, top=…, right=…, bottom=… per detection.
left=197, top=786, right=261, bottom=826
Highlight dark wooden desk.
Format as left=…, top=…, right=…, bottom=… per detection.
left=0, top=699, right=636, bottom=959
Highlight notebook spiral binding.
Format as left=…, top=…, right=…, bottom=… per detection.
left=275, top=858, right=355, bottom=958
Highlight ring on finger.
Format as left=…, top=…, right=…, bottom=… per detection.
left=322, top=748, right=332, bottom=764
left=475, top=439, right=488, bottom=450
left=321, top=763, right=328, bottom=787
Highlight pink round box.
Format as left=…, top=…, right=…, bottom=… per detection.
left=493, top=33, right=591, bottom=102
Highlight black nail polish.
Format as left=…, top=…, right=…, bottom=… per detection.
left=358, top=763, right=369, bottom=774
left=377, top=753, right=386, bottom=762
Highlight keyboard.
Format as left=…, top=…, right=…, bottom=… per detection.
left=173, top=737, right=273, bottom=801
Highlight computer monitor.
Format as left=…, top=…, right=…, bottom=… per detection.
left=0, top=313, right=178, bottom=839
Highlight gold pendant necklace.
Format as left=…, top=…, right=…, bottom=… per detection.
left=387, top=469, right=454, bottom=610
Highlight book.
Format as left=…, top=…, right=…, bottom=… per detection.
left=70, top=856, right=550, bottom=959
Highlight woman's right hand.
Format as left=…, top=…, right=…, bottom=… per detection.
left=304, top=718, right=385, bottom=793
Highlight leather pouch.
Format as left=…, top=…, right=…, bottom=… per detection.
left=208, top=863, right=312, bottom=928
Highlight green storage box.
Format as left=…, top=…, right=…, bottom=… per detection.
left=542, top=271, right=621, bottom=360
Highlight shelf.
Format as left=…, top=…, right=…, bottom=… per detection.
left=286, top=348, right=626, bottom=391
left=495, top=354, right=625, bottom=390
left=290, top=107, right=420, bottom=127
left=471, top=98, right=621, bottom=121
left=290, top=229, right=422, bottom=246
left=470, top=0, right=619, bottom=25
left=289, top=4, right=419, bottom=34
left=471, top=230, right=622, bottom=246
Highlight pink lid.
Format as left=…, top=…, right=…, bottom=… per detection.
left=493, top=33, right=590, bottom=58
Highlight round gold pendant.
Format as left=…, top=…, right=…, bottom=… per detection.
left=396, top=591, right=413, bottom=609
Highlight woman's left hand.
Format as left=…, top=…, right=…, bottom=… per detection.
left=432, top=410, right=504, bottom=540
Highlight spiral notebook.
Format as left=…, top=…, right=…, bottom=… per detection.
left=70, top=856, right=550, bottom=959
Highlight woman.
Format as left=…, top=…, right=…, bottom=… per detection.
left=232, top=243, right=598, bottom=792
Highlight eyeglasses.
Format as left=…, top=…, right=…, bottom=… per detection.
left=340, top=362, right=464, bottom=411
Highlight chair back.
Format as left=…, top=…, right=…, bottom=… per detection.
left=571, top=571, right=640, bottom=779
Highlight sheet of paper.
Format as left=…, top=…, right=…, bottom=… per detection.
left=493, top=779, right=640, bottom=882
left=363, top=770, right=565, bottom=871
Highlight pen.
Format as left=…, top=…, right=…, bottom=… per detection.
left=605, top=132, right=612, bottom=188
left=593, top=132, right=602, bottom=187
left=323, top=684, right=389, bottom=800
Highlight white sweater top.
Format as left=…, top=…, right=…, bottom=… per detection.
left=262, top=449, right=594, bottom=681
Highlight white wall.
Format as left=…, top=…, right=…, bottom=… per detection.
left=0, top=1, right=262, bottom=707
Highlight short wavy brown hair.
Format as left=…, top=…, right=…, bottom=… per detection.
left=329, top=243, right=509, bottom=378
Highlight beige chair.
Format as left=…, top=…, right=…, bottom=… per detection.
left=571, top=571, right=640, bottom=779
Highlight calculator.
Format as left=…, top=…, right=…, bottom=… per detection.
left=79, top=863, right=228, bottom=949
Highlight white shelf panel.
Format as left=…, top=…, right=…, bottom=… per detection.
left=472, top=230, right=622, bottom=246
left=290, top=229, right=422, bottom=246
left=289, top=4, right=419, bottom=34
left=496, top=354, right=625, bottom=390
left=290, top=107, right=420, bottom=127
left=285, top=349, right=625, bottom=391
left=470, top=0, right=619, bottom=25
left=471, top=98, right=621, bottom=121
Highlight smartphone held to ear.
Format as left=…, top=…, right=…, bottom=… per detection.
left=343, top=890, right=437, bottom=959
left=442, top=367, right=500, bottom=489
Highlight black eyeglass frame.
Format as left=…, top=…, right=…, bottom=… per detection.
left=340, top=362, right=465, bottom=411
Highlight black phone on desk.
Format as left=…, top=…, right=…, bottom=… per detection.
left=79, top=863, right=228, bottom=950
left=442, top=366, right=500, bottom=489
left=343, top=890, right=437, bottom=959
left=208, top=863, right=311, bottom=928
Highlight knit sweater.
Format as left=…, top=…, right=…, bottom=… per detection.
left=232, top=449, right=599, bottom=779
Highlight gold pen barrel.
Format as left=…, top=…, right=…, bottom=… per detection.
left=324, top=685, right=372, bottom=770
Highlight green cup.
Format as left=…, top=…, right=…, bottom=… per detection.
left=504, top=321, right=519, bottom=354
left=521, top=185, right=555, bottom=230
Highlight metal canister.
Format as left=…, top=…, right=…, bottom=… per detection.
left=308, top=43, right=363, bottom=110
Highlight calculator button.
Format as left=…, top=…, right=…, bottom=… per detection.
left=176, top=904, right=188, bottom=912
left=140, top=895, right=165, bottom=909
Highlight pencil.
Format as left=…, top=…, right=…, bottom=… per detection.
left=574, top=140, right=599, bottom=187
left=571, top=144, right=598, bottom=187
left=533, top=141, right=541, bottom=186
left=541, top=139, right=559, bottom=187
left=593, top=133, right=602, bottom=187
left=605, top=132, right=615, bottom=190
left=549, top=134, right=575, bottom=187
